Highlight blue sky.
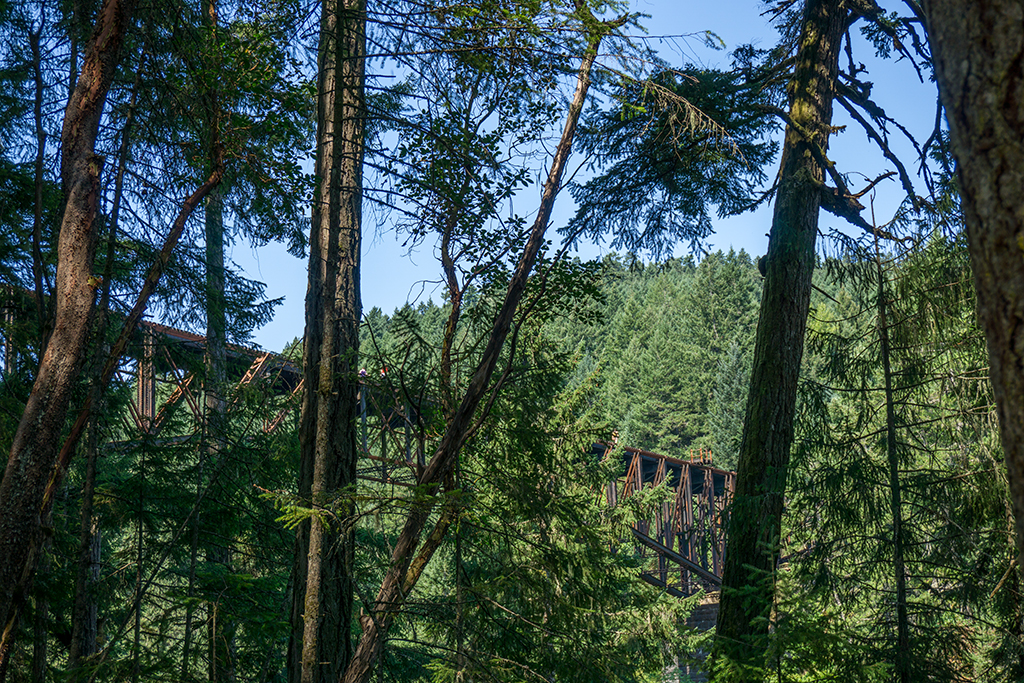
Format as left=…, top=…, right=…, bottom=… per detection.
left=234, top=0, right=935, bottom=352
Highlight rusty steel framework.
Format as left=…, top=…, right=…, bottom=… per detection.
left=600, top=444, right=736, bottom=597
left=103, top=323, right=421, bottom=459
left=1, top=306, right=736, bottom=598
left=0, top=292, right=426, bottom=468
left=126, top=322, right=303, bottom=436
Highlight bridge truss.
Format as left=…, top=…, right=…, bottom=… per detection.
left=599, top=444, right=735, bottom=597
left=2, top=311, right=735, bottom=598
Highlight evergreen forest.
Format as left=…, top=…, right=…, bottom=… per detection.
left=3, top=0, right=1024, bottom=682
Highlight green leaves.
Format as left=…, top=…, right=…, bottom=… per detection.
left=785, top=232, right=1008, bottom=680
left=566, top=53, right=780, bottom=258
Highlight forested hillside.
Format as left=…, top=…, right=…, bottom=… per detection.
left=334, top=236, right=1019, bottom=681
left=3, top=0, right=1024, bottom=681
left=362, top=250, right=762, bottom=472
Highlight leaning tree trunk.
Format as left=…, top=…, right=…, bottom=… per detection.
left=924, top=0, right=1024, bottom=566
left=711, top=0, right=846, bottom=678
left=0, top=0, right=136, bottom=651
left=339, top=12, right=620, bottom=682
left=288, top=0, right=365, bottom=681
left=68, top=58, right=138, bottom=682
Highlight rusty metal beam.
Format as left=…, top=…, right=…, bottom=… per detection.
left=632, top=528, right=722, bottom=587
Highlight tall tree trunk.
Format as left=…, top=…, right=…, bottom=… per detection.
left=0, top=0, right=136, bottom=653
left=875, top=248, right=910, bottom=681
left=711, top=0, right=846, bottom=678
left=30, top=25, right=50, bottom=347
left=289, top=0, right=365, bottom=680
left=924, top=0, right=1024, bottom=565
left=132, top=473, right=143, bottom=683
left=204, top=186, right=234, bottom=682
left=201, top=0, right=232, bottom=675
left=31, top=555, right=49, bottom=683
left=69, top=431, right=101, bottom=673
left=339, top=12, right=620, bottom=682
left=68, top=394, right=104, bottom=681
left=181, top=466, right=204, bottom=682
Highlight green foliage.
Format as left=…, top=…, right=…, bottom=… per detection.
left=554, top=250, right=760, bottom=469
left=74, top=359, right=300, bottom=683
left=780, top=231, right=1013, bottom=681
left=708, top=341, right=750, bottom=472
left=357, top=302, right=705, bottom=682
left=566, top=49, right=780, bottom=258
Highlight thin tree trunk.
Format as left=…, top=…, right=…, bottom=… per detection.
left=454, top=459, right=465, bottom=680
left=68, top=0, right=82, bottom=99
left=339, top=12, right=619, bottom=682
left=924, top=0, right=1024, bottom=565
left=201, top=0, right=231, bottom=675
left=291, top=0, right=365, bottom=679
left=132, top=457, right=144, bottom=683
left=181, top=455, right=206, bottom=682
left=712, top=0, right=846, bottom=678
left=69, top=407, right=103, bottom=678
left=874, top=247, right=910, bottom=681
left=0, top=0, right=137, bottom=655
left=31, top=555, right=48, bottom=683
left=29, top=26, right=49, bottom=347
left=206, top=549, right=235, bottom=683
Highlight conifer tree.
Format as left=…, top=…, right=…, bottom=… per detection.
left=778, top=228, right=1011, bottom=680
left=289, top=0, right=365, bottom=678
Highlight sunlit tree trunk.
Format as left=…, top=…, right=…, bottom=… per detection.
left=288, top=0, right=365, bottom=680
left=712, top=0, right=846, bottom=678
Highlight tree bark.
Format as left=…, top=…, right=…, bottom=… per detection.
left=69, top=60, right=138, bottom=682
left=711, top=0, right=846, bottom=678
left=30, top=26, right=50, bottom=347
left=31, top=556, right=49, bottom=683
left=924, top=0, right=1024, bottom=565
left=289, top=0, right=365, bottom=680
left=0, top=0, right=136, bottom=650
left=201, top=2, right=233, bottom=677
